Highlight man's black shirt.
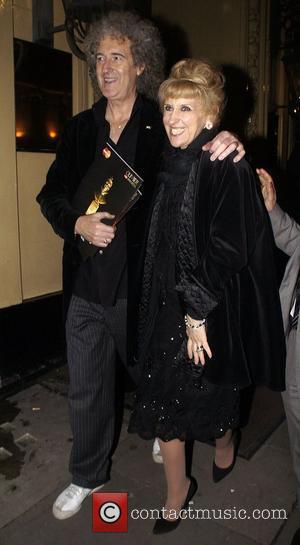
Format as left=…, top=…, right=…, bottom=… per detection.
left=73, top=96, right=142, bottom=306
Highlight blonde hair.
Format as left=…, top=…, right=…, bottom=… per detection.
left=158, top=58, right=225, bottom=124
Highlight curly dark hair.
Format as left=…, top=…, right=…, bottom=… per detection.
left=83, top=11, right=165, bottom=101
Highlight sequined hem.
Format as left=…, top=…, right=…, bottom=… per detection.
left=128, top=374, right=240, bottom=442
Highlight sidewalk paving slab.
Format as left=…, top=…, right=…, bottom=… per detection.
left=0, top=381, right=298, bottom=545
left=0, top=477, right=266, bottom=545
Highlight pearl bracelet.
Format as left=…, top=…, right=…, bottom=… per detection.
left=184, top=315, right=206, bottom=329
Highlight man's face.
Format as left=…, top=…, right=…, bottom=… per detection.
left=96, top=35, right=144, bottom=102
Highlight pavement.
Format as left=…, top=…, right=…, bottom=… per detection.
left=0, top=367, right=300, bottom=545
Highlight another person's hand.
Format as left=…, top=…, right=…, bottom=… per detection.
left=202, top=131, right=245, bottom=163
left=75, top=212, right=115, bottom=247
left=186, top=315, right=212, bottom=366
left=256, top=168, right=277, bottom=212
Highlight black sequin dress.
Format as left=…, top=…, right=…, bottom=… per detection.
left=128, top=135, right=240, bottom=442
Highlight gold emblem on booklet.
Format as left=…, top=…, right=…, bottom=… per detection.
left=86, top=177, right=114, bottom=214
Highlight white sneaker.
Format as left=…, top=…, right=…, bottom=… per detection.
left=52, top=482, right=104, bottom=520
left=152, top=438, right=163, bottom=464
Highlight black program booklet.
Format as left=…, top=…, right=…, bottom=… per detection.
left=72, top=142, right=143, bottom=260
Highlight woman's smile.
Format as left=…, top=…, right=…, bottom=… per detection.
left=163, top=97, right=207, bottom=149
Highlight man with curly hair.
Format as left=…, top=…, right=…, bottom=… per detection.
left=37, top=10, right=244, bottom=520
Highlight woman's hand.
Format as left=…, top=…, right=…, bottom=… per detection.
left=202, top=131, right=245, bottom=163
left=256, top=168, right=277, bottom=212
left=186, top=315, right=212, bottom=366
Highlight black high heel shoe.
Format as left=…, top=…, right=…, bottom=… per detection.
left=213, top=429, right=241, bottom=483
left=152, top=476, right=198, bottom=535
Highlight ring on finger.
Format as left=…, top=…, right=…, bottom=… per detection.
left=104, top=238, right=108, bottom=244
left=195, top=345, right=204, bottom=353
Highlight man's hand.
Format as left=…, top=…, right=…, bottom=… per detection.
left=75, top=212, right=115, bottom=247
left=202, top=130, right=245, bottom=162
left=256, top=168, right=277, bottom=212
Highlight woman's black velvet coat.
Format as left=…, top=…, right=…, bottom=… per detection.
left=174, top=133, right=286, bottom=390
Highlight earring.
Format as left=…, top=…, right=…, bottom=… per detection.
left=205, top=121, right=213, bottom=130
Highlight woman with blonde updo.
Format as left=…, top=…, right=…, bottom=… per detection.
left=129, top=59, right=285, bottom=534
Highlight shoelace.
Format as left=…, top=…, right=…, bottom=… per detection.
left=65, top=485, right=84, bottom=499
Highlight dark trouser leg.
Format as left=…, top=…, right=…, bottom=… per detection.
left=106, top=298, right=140, bottom=386
left=281, top=329, right=300, bottom=503
left=66, top=296, right=126, bottom=488
left=104, top=298, right=127, bottom=368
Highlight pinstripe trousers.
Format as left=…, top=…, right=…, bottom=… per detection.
left=66, top=295, right=127, bottom=488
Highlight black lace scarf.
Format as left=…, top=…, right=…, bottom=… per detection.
left=136, top=130, right=215, bottom=365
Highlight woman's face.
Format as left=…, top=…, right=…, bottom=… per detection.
left=163, top=96, right=209, bottom=149
left=96, top=35, right=144, bottom=102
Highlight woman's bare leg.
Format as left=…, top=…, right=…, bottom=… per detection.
left=158, top=438, right=190, bottom=518
left=214, top=429, right=234, bottom=468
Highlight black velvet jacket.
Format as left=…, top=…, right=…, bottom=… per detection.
left=174, top=131, right=286, bottom=390
left=137, top=129, right=286, bottom=390
left=36, top=96, right=165, bottom=341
